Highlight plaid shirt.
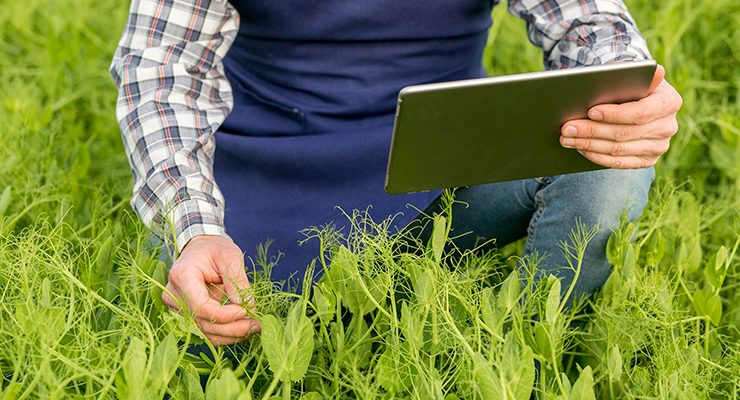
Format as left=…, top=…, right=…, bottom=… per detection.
left=110, top=0, right=651, bottom=254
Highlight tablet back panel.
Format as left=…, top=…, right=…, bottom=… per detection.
left=385, top=60, right=657, bottom=194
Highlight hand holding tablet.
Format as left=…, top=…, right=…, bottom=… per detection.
left=558, top=64, right=681, bottom=170
left=385, top=60, right=681, bottom=195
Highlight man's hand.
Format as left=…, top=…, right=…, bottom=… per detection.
left=162, top=235, right=261, bottom=346
left=560, top=64, right=682, bottom=169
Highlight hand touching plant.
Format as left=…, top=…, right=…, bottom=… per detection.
left=560, top=64, right=682, bottom=168
left=162, top=235, right=261, bottom=346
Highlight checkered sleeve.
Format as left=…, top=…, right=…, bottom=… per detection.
left=109, top=0, right=240, bottom=255
left=507, top=0, right=651, bottom=69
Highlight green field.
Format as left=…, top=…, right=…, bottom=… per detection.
left=1, top=0, right=739, bottom=398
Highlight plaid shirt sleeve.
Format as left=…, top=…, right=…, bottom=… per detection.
left=110, top=0, right=240, bottom=255
left=507, top=0, right=651, bottom=69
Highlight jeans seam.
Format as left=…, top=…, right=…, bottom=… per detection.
left=525, top=184, right=547, bottom=256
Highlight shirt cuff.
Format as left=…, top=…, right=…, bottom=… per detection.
left=155, top=196, right=231, bottom=256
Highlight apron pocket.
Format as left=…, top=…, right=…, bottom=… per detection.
left=221, top=80, right=305, bottom=136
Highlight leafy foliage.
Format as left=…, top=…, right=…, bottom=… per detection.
left=1, top=0, right=740, bottom=398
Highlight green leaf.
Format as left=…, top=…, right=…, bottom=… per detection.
left=261, top=315, right=286, bottom=378
left=95, top=237, right=113, bottom=279
left=299, top=393, right=322, bottom=400
left=118, top=337, right=147, bottom=400
left=602, top=272, right=623, bottom=301
left=705, top=246, right=729, bottom=289
left=346, top=314, right=373, bottom=369
left=0, top=186, right=11, bottom=217
left=615, top=276, right=635, bottom=307
left=692, top=289, right=707, bottom=317
left=146, top=333, right=178, bottom=394
left=236, top=391, right=253, bottom=400
left=150, top=260, right=168, bottom=311
left=41, top=277, right=51, bottom=308
left=534, top=323, right=552, bottom=359
left=546, top=277, right=561, bottom=323
left=401, top=301, right=423, bottom=348
left=560, top=373, right=572, bottom=397
left=647, top=230, right=666, bottom=267
left=678, top=236, right=703, bottom=274
left=706, top=294, right=723, bottom=326
left=497, top=270, right=520, bottom=312
left=312, top=282, right=335, bottom=326
left=605, top=231, right=620, bottom=266
left=623, top=222, right=638, bottom=243
left=1, top=383, right=22, bottom=400
left=377, top=342, right=417, bottom=393
left=261, top=301, right=314, bottom=383
left=622, top=245, right=636, bottom=280
left=328, top=246, right=381, bottom=315
left=683, top=347, right=699, bottom=374
left=363, top=271, right=390, bottom=315
left=205, top=369, right=242, bottom=400
left=513, top=345, right=536, bottom=400
left=414, top=270, right=434, bottom=306
left=692, top=288, right=722, bottom=325
left=607, top=345, right=622, bottom=382
left=176, top=364, right=205, bottom=400
left=480, top=288, right=502, bottom=335
left=431, top=214, right=447, bottom=263
left=473, top=352, right=503, bottom=400
left=570, top=366, right=595, bottom=400
left=375, top=346, right=399, bottom=392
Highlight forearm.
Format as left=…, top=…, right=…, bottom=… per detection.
left=508, top=0, right=651, bottom=69
left=110, top=0, right=240, bottom=254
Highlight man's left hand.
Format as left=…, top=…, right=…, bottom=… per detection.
left=560, top=64, right=682, bottom=169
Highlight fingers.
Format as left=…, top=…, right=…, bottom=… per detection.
left=562, top=115, right=678, bottom=142
left=206, top=282, right=226, bottom=303
left=203, top=333, right=251, bottom=346
left=217, top=251, right=250, bottom=307
left=561, top=136, right=670, bottom=158
left=163, top=281, right=259, bottom=346
left=648, top=64, right=666, bottom=93
left=559, top=117, right=675, bottom=169
left=559, top=64, right=682, bottom=170
left=194, top=316, right=261, bottom=338
left=162, top=235, right=261, bottom=347
left=585, top=78, right=682, bottom=126
left=576, top=151, right=659, bottom=170
left=169, top=266, right=248, bottom=323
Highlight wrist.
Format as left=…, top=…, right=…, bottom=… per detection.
left=182, top=234, right=234, bottom=252
left=156, top=196, right=229, bottom=254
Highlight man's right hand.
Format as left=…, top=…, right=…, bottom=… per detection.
left=162, top=235, right=261, bottom=346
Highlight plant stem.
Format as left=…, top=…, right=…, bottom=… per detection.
left=245, top=351, right=265, bottom=393
left=260, top=373, right=283, bottom=400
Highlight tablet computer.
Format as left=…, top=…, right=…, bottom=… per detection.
left=384, top=60, right=657, bottom=194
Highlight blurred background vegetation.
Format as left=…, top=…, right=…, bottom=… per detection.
left=0, top=0, right=739, bottom=397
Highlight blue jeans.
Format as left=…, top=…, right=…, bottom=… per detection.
left=406, top=167, right=655, bottom=305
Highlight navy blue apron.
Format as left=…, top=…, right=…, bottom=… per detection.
left=214, top=0, right=494, bottom=286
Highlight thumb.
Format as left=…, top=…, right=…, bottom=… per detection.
left=649, top=64, right=666, bottom=93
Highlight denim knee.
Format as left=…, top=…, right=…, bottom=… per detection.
left=523, top=167, right=655, bottom=305
left=547, top=167, right=655, bottom=231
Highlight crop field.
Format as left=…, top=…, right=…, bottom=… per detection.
left=1, top=0, right=739, bottom=398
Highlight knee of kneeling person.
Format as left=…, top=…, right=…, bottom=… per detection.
left=587, top=167, right=654, bottom=231
left=553, top=167, right=654, bottom=232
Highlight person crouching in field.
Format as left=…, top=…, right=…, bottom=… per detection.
left=110, top=0, right=681, bottom=346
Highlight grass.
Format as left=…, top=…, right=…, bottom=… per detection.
left=0, top=0, right=739, bottom=398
